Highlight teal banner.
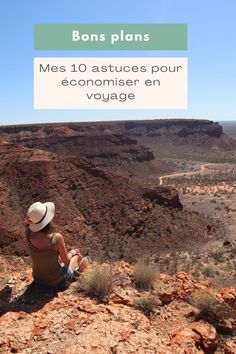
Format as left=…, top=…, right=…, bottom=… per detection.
left=34, top=24, right=187, bottom=51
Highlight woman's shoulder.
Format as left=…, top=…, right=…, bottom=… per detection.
left=52, top=232, right=63, bottom=241
left=50, top=232, right=64, bottom=248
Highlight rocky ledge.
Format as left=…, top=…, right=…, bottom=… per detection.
left=0, top=258, right=235, bottom=353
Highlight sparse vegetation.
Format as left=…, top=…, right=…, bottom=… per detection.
left=202, top=267, right=215, bottom=278
left=211, top=251, right=225, bottom=263
left=230, top=247, right=236, bottom=255
left=8, top=198, right=15, bottom=209
left=23, top=257, right=32, bottom=265
left=189, top=291, right=233, bottom=324
left=149, top=246, right=236, bottom=286
left=210, top=199, right=217, bottom=203
left=77, top=264, right=114, bottom=299
left=82, top=207, right=91, bottom=217
left=134, top=296, right=159, bottom=317
left=133, top=261, right=157, bottom=290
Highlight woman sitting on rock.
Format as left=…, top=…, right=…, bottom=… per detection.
left=25, top=201, right=89, bottom=290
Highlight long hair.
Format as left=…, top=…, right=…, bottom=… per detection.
left=39, top=222, right=54, bottom=234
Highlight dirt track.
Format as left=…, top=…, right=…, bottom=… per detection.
left=159, top=163, right=216, bottom=186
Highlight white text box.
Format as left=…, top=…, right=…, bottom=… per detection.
left=34, top=57, right=188, bottom=109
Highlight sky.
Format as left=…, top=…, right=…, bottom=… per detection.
left=0, top=0, right=236, bottom=125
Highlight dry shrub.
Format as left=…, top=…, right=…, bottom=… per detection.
left=189, top=291, right=232, bottom=323
left=134, top=296, right=158, bottom=317
left=77, top=263, right=113, bottom=299
left=133, top=261, right=157, bottom=290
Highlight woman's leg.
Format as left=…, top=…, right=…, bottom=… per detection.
left=69, top=255, right=81, bottom=272
left=69, top=255, right=90, bottom=273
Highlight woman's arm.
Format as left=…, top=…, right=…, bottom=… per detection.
left=55, top=233, right=71, bottom=265
left=55, top=233, right=82, bottom=265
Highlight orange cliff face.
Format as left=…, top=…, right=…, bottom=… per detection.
left=0, top=119, right=224, bottom=139
left=1, top=119, right=235, bottom=179
left=0, top=135, right=212, bottom=260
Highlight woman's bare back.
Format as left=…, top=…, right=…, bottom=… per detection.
left=29, top=232, right=55, bottom=250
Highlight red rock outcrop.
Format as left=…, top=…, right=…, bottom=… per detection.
left=0, top=258, right=235, bottom=353
left=171, top=320, right=219, bottom=353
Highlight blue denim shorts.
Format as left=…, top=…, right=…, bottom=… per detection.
left=51, top=265, right=74, bottom=290
left=62, top=265, right=74, bottom=282
left=34, top=265, right=74, bottom=290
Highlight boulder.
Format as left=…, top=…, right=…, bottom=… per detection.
left=171, top=320, right=218, bottom=353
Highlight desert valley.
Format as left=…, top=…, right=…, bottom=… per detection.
left=0, top=119, right=235, bottom=353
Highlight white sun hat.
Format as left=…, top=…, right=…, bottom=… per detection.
left=27, top=201, right=55, bottom=232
